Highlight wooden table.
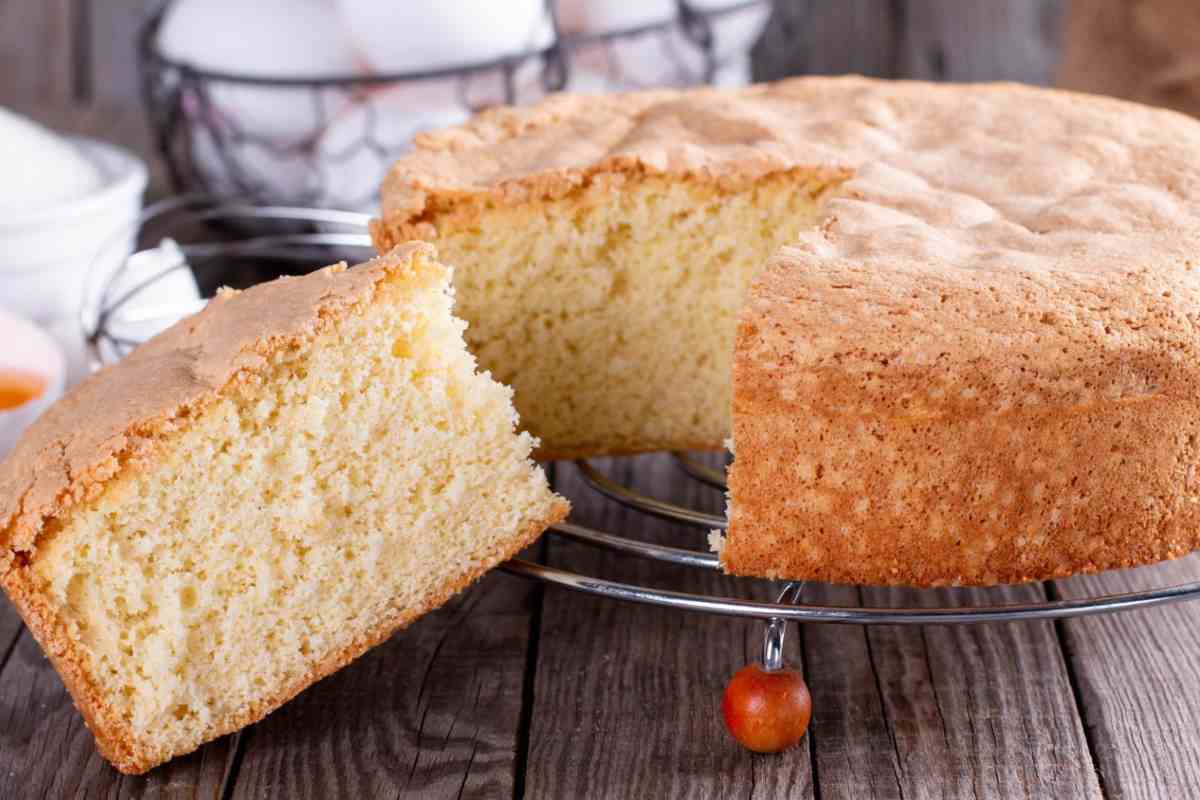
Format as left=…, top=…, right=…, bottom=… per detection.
left=3, top=452, right=1200, bottom=799
left=5, top=67, right=1200, bottom=795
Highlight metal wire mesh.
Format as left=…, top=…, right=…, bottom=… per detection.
left=139, top=0, right=773, bottom=210
left=85, top=198, right=1200, bottom=628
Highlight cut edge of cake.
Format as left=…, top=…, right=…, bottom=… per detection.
left=0, top=242, right=569, bottom=772
left=371, top=76, right=1200, bottom=587
left=369, top=82, right=858, bottom=459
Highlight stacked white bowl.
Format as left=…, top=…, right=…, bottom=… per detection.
left=0, top=110, right=147, bottom=379
left=0, top=108, right=148, bottom=456
left=0, top=309, right=66, bottom=457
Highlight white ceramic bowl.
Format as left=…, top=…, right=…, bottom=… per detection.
left=0, top=308, right=65, bottom=459
left=0, top=137, right=146, bottom=321
left=0, top=136, right=147, bottom=382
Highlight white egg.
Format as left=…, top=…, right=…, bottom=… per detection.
left=159, top=0, right=361, bottom=146
left=0, top=307, right=65, bottom=457
left=338, top=0, right=552, bottom=74
left=554, top=0, right=691, bottom=92
left=562, top=62, right=616, bottom=95
left=159, top=0, right=361, bottom=78
left=555, top=0, right=680, bottom=93
left=557, top=0, right=767, bottom=90
left=557, top=0, right=677, bottom=33
left=316, top=83, right=470, bottom=210
left=0, top=108, right=104, bottom=214
left=187, top=119, right=316, bottom=203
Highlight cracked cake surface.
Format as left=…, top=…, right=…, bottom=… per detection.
left=376, top=76, right=1200, bottom=584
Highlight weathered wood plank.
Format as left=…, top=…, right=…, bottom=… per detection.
left=803, top=581, right=1101, bottom=800
left=527, top=455, right=1109, bottom=799
left=526, top=454, right=814, bottom=800
left=0, top=0, right=78, bottom=105
left=798, top=584, right=904, bottom=799
left=0, top=597, right=237, bottom=800
left=80, top=0, right=156, bottom=106
left=226, top=567, right=540, bottom=800
left=1054, top=555, right=1200, bottom=800
left=753, top=0, right=902, bottom=81
left=897, top=0, right=1063, bottom=85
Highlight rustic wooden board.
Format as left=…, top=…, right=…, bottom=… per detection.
left=0, top=595, right=22, bottom=670
left=0, top=0, right=78, bottom=105
left=797, top=584, right=903, bottom=799
left=525, top=453, right=1104, bottom=799
left=526, top=454, right=814, bottom=799
left=1053, top=556, right=1200, bottom=800
left=226, top=568, right=540, bottom=800
left=858, top=584, right=1099, bottom=799
left=753, top=0, right=1063, bottom=86
left=80, top=0, right=157, bottom=105
left=799, top=582, right=1100, bottom=799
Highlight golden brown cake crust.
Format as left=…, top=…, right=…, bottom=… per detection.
left=0, top=241, right=570, bottom=772
left=0, top=242, right=434, bottom=568
left=376, top=76, right=1200, bottom=585
left=370, top=78, right=858, bottom=247
left=372, top=76, right=1197, bottom=248
left=722, top=79, right=1200, bottom=586
left=727, top=256, right=1200, bottom=585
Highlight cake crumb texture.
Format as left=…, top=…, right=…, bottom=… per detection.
left=385, top=172, right=834, bottom=457
left=0, top=244, right=568, bottom=772
left=375, top=76, right=1200, bottom=585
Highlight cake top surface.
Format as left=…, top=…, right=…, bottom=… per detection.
left=380, top=75, right=1200, bottom=402
left=0, top=242, right=436, bottom=561
left=378, top=76, right=1200, bottom=264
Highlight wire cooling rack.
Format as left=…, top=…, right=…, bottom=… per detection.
left=83, top=198, right=1200, bottom=648
left=139, top=0, right=772, bottom=209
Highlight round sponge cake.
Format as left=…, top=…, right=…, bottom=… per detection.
left=374, top=76, right=1200, bottom=585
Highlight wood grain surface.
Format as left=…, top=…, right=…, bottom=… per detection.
left=4, top=4, right=1200, bottom=799
left=0, top=0, right=78, bottom=105
left=1053, top=557, right=1200, bottom=800
left=803, top=582, right=1102, bottom=800
left=526, top=455, right=814, bottom=800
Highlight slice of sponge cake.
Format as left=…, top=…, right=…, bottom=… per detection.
left=0, top=242, right=568, bottom=773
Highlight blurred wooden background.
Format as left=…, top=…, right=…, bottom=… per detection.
left=0, top=0, right=1065, bottom=110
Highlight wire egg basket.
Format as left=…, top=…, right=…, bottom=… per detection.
left=139, top=0, right=774, bottom=210
left=83, top=196, right=1200, bottom=673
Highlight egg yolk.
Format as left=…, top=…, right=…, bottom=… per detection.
left=0, top=369, right=47, bottom=411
